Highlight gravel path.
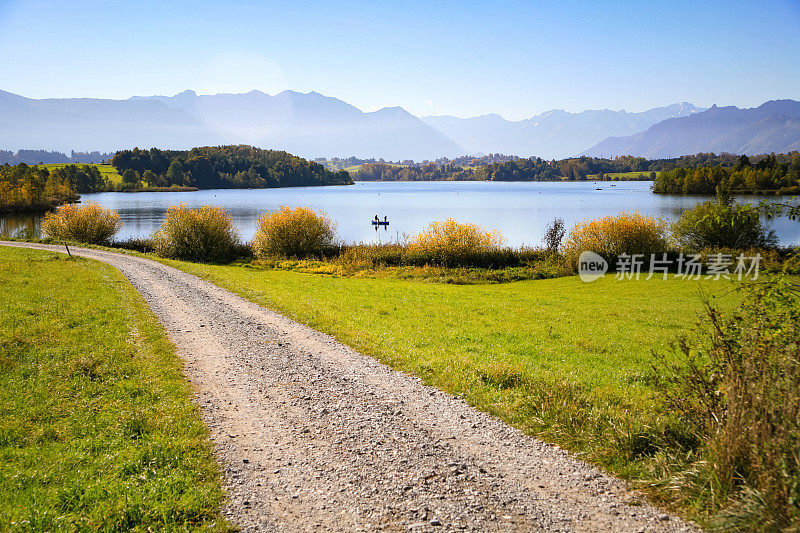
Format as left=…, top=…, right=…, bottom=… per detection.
left=2, top=242, right=698, bottom=532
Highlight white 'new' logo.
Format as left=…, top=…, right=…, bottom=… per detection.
left=578, top=251, right=608, bottom=282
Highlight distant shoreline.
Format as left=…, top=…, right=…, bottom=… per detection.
left=122, top=186, right=199, bottom=193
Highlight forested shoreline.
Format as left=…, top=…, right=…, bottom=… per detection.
left=348, top=152, right=800, bottom=192
left=111, top=146, right=352, bottom=189
left=2, top=147, right=799, bottom=213
left=1, top=164, right=82, bottom=213
left=653, top=153, right=800, bottom=194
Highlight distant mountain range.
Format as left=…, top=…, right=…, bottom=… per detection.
left=1, top=88, right=798, bottom=160
left=582, top=100, right=800, bottom=158
left=0, top=89, right=463, bottom=161
left=131, top=90, right=465, bottom=161
left=422, top=103, right=704, bottom=159
left=0, top=89, right=225, bottom=152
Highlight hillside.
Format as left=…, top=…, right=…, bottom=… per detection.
left=582, top=100, right=800, bottom=158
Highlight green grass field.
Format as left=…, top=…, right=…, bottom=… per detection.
left=159, top=258, right=741, bottom=512
left=587, top=171, right=660, bottom=180
left=42, top=163, right=123, bottom=185
left=0, top=246, right=228, bottom=530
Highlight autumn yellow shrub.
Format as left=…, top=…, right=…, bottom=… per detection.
left=153, top=204, right=239, bottom=262
left=410, top=219, right=504, bottom=253
left=562, top=211, right=669, bottom=268
left=406, top=218, right=506, bottom=267
left=41, top=203, right=122, bottom=244
left=252, top=206, right=336, bottom=259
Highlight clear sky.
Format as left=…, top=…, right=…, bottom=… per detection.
left=1, top=0, right=798, bottom=120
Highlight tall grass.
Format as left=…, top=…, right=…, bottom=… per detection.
left=654, top=276, right=800, bottom=529
left=252, top=206, right=336, bottom=259
left=40, top=203, right=122, bottom=244
left=153, top=204, right=240, bottom=262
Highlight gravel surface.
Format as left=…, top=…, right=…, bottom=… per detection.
left=2, top=242, right=699, bottom=532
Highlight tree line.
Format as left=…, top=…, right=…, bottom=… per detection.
left=352, top=152, right=800, bottom=191
left=112, top=146, right=352, bottom=189
left=653, top=153, right=800, bottom=194
left=0, top=149, right=113, bottom=165
left=353, top=155, right=653, bottom=181
left=316, top=153, right=521, bottom=171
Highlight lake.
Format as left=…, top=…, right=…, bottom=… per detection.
left=2, top=181, right=799, bottom=246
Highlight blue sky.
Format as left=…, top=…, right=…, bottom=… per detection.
left=1, top=0, right=798, bottom=120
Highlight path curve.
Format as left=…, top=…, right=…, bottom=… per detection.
left=2, top=242, right=697, bottom=532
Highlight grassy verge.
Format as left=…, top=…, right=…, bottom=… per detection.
left=0, top=246, right=228, bottom=531
left=157, top=257, right=745, bottom=522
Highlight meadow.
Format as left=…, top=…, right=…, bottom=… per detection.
left=0, top=246, right=228, bottom=530
left=42, top=163, right=123, bottom=185
left=587, top=171, right=660, bottom=180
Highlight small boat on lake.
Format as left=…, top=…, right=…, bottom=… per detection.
left=371, top=220, right=390, bottom=226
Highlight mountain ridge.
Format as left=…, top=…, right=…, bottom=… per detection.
left=1, top=89, right=798, bottom=160
left=582, top=100, right=800, bottom=158
left=422, top=102, right=705, bottom=159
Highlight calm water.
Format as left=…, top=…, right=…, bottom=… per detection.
left=2, top=181, right=799, bottom=246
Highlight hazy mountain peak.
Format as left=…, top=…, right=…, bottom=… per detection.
left=422, top=102, right=709, bottom=158
left=0, top=89, right=30, bottom=101
left=370, top=106, right=414, bottom=118
left=756, top=99, right=800, bottom=117
left=582, top=99, right=800, bottom=158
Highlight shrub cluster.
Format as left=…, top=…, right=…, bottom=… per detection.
left=672, top=197, right=778, bottom=251
left=153, top=204, right=240, bottom=262
left=655, top=277, right=800, bottom=529
left=406, top=218, right=506, bottom=267
left=562, top=211, right=670, bottom=267
left=41, top=203, right=122, bottom=245
left=252, top=206, right=336, bottom=259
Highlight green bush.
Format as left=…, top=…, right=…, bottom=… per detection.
left=153, top=204, right=240, bottom=262
left=672, top=197, right=778, bottom=251
left=252, top=206, right=336, bottom=259
left=40, top=203, right=122, bottom=244
left=654, top=276, right=800, bottom=529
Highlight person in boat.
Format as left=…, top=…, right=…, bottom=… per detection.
left=374, top=214, right=379, bottom=222
left=384, top=215, right=388, bottom=223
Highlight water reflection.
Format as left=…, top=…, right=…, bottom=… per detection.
left=0, top=214, right=41, bottom=239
